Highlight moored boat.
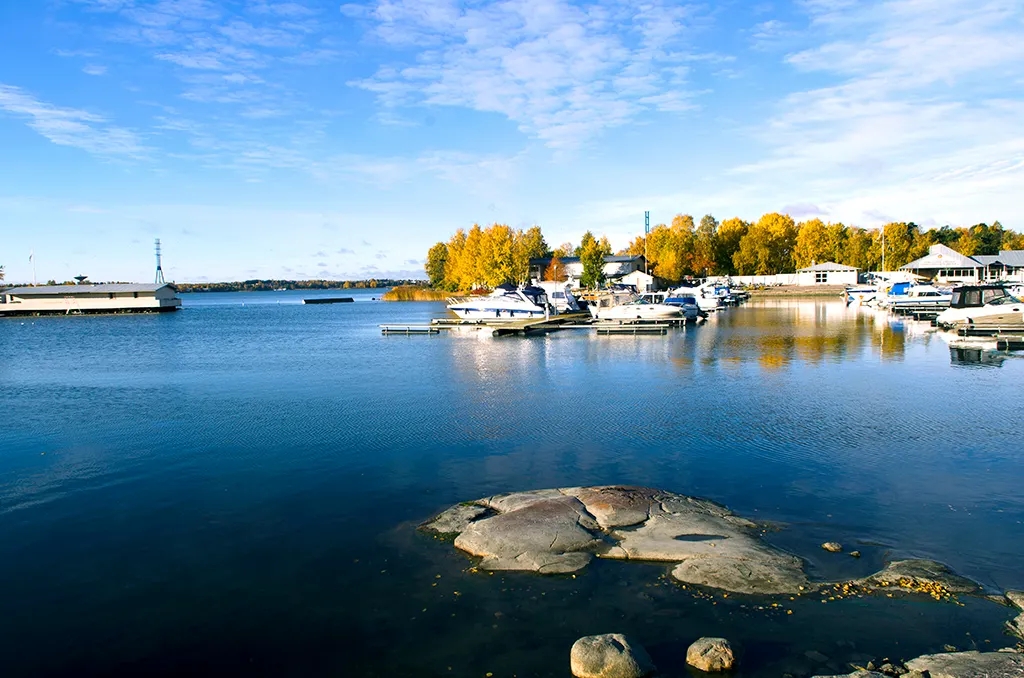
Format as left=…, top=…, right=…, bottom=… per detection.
left=934, top=285, right=1023, bottom=329
left=588, top=291, right=682, bottom=320
left=447, top=284, right=554, bottom=321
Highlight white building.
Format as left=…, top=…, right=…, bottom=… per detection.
left=0, top=283, right=182, bottom=316
left=795, top=262, right=859, bottom=286
left=616, top=270, right=662, bottom=293
left=529, top=255, right=648, bottom=288
left=901, top=244, right=1024, bottom=283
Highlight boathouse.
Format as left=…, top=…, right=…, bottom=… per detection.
left=795, top=262, right=858, bottom=286
left=0, top=283, right=182, bottom=316
left=528, top=255, right=647, bottom=286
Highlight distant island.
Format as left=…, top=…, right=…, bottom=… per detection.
left=175, top=278, right=424, bottom=293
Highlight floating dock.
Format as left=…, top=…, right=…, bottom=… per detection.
left=380, top=313, right=694, bottom=337
left=303, top=297, right=354, bottom=305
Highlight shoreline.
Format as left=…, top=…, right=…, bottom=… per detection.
left=746, top=285, right=848, bottom=298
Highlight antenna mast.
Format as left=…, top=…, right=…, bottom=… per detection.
left=155, top=239, right=166, bottom=284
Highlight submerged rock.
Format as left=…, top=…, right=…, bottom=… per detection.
left=686, top=637, right=736, bottom=672
left=854, top=559, right=982, bottom=595
left=422, top=486, right=811, bottom=594
left=569, top=633, right=656, bottom=678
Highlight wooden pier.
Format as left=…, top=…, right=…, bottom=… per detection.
left=303, top=297, right=354, bottom=304
left=380, top=313, right=689, bottom=337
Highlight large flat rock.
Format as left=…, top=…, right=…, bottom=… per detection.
left=423, top=486, right=809, bottom=593
left=421, top=486, right=981, bottom=599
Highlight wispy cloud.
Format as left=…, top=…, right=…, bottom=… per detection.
left=349, top=0, right=718, bottom=148
left=0, top=84, right=147, bottom=157
left=82, top=64, right=108, bottom=75
left=735, top=0, right=1024, bottom=225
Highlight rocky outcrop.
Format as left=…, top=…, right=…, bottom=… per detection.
left=1007, top=591, right=1024, bottom=610
left=905, top=650, right=1024, bottom=678
left=569, top=634, right=656, bottom=678
left=854, top=559, right=982, bottom=595
left=422, top=486, right=811, bottom=594
left=814, top=650, right=1024, bottom=678
left=423, top=487, right=990, bottom=599
left=1009, top=612, right=1024, bottom=640
left=686, top=637, right=736, bottom=672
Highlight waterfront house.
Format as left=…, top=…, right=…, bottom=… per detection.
left=900, top=244, right=1024, bottom=284
left=0, top=283, right=182, bottom=316
left=796, top=262, right=859, bottom=286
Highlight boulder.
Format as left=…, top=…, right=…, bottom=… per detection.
left=570, top=634, right=656, bottom=678
left=905, top=650, right=1024, bottom=678
left=686, top=637, right=736, bottom=672
left=1007, top=591, right=1024, bottom=610
left=822, top=542, right=843, bottom=553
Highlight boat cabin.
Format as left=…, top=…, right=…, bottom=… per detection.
left=949, top=285, right=1015, bottom=309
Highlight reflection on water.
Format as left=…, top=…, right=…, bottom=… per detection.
left=1, top=296, right=1023, bottom=677
left=949, top=346, right=1007, bottom=367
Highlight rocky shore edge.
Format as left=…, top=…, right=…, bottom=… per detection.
left=421, top=486, right=1024, bottom=677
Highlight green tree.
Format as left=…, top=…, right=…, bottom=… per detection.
left=692, top=215, right=718, bottom=277
left=715, top=218, right=749, bottom=275
left=733, top=213, right=798, bottom=275
left=842, top=228, right=878, bottom=271
left=579, top=230, right=611, bottom=288
left=425, top=242, right=448, bottom=288
left=878, top=222, right=919, bottom=269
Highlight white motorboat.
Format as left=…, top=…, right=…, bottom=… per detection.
left=934, top=285, right=1023, bottom=329
left=877, top=282, right=950, bottom=309
left=674, top=283, right=721, bottom=312
left=844, top=285, right=878, bottom=305
left=447, top=284, right=554, bottom=321
left=884, top=284, right=952, bottom=310
left=588, top=291, right=682, bottom=321
left=534, top=281, right=581, bottom=312
left=661, top=289, right=706, bottom=322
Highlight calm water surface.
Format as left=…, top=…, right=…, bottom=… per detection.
left=1, top=291, right=1022, bottom=677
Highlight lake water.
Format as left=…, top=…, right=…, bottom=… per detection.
left=1, top=291, right=1022, bottom=677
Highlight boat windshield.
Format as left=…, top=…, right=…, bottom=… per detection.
left=986, top=294, right=1021, bottom=305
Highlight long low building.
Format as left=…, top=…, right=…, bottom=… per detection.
left=0, top=283, right=182, bottom=316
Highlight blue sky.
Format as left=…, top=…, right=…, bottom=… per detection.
left=1, top=0, right=1022, bottom=283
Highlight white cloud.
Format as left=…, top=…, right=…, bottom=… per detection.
left=0, top=84, right=147, bottom=157
left=736, top=0, right=1024, bottom=227
left=349, top=0, right=713, bottom=148
left=82, top=64, right=108, bottom=75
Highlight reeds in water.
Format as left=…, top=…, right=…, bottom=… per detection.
left=381, top=286, right=452, bottom=301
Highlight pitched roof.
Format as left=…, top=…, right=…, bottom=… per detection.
left=901, top=244, right=980, bottom=270
left=3, top=283, right=173, bottom=295
left=797, top=262, right=858, bottom=272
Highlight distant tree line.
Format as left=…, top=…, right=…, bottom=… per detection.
left=425, top=215, right=1024, bottom=287
left=175, top=278, right=420, bottom=293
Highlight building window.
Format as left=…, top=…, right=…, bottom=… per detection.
left=133, top=292, right=138, bottom=298
left=815, top=272, right=828, bottom=283
left=109, top=293, right=115, bottom=299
